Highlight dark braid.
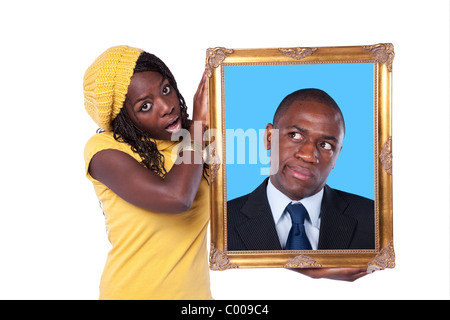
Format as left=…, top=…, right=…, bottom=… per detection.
left=112, top=109, right=167, bottom=176
left=111, top=52, right=190, bottom=177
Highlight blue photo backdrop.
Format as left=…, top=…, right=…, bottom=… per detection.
left=224, top=62, right=375, bottom=200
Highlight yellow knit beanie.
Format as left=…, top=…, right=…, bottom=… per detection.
left=83, top=45, right=143, bottom=131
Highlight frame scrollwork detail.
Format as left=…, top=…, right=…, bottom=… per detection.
left=206, top=47, right=234, bottom=77
left=367, top=240, right=396, bottom=273
left=278, top=47, right=318, bottom=60
left=380, top=136, right=393, bottom=175
left=205, top=146, right=221, bottom=183
left=363, top=43, right=395, bottom=72
left=284, top=255, right=322, bottom=269
left=209, top=243, right=239, bottom=271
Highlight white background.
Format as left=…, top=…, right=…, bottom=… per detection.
left=0, top=0, right=448, bottom=300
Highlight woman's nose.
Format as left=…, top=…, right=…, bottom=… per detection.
left=158, top=99, right=174, bottom=117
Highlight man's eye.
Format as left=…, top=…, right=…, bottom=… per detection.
left=140, top=102, right=152, bottom=112
left=289, top=132, right=303, bottom=140
left=162, top=85, right=171, bottom=95
left=320, top=142, right=333, bottom=150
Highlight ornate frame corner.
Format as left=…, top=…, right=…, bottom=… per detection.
left=209, top=243, right=239, bottom=271
left=363, top=43, right=395, bottom=72
left=206, top=47, right=234, bottom=77
left=367, top=240, right=396, bottom=272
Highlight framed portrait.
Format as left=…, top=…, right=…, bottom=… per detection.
left=206, top=44, right=394, bottom=271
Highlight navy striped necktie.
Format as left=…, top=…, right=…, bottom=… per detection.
left=285, top=202, right=312, bottom=250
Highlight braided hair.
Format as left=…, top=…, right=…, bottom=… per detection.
left=111, top=52, right=190, bottom=177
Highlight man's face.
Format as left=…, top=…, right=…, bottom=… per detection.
left=265, top=100, right=344, bottom=200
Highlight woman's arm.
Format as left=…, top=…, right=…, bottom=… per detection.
left=88, top=71, right=209, bottom=214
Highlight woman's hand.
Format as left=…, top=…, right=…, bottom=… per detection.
left=288, top=267, right=371, bottom=282
left=192, top=70, right=209, bottom=130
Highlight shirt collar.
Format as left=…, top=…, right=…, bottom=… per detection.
left=266, top=178, right=323, bottom=228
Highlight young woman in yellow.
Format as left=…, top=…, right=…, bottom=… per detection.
left=83, top=46, right=212, bottom=299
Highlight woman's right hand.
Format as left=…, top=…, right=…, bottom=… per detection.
left=192, top=70, right=209, bottom=130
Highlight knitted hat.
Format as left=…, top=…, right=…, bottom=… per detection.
left=83, top=45, right=143, bottom=131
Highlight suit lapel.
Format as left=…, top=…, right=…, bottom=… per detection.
left=318, top=185, right=357, bottom=249
left=233, top=182, right=358, bottom=250
left=235, top=178, right=282, bottom=250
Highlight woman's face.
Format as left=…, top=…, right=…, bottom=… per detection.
left=124, top=71, right=182, bottom=140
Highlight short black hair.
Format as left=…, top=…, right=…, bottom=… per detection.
left=273, top=88, right=345, bottom=133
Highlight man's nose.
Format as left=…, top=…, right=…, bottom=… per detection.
left=295, top=141, right=319, bottom=164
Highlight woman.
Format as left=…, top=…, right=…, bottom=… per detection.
left=83, top=45, right=211, bottom=299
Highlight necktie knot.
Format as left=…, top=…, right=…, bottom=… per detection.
left=286, top=202, right=308, bottom=225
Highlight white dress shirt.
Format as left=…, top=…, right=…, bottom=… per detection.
left=266, top=178, right=323, bottom=250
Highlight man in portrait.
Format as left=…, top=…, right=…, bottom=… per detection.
left=227, top=88, right=375, bottom=251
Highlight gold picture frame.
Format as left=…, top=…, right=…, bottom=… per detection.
left=206, top=44, right=394, bottom=271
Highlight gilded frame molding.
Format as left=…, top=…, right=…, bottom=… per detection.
left=207, top=44, right=394, bottom=271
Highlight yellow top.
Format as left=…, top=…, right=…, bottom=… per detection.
left=84, top=132, right=212, bottom=300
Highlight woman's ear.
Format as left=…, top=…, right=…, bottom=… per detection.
left=264, top=123, right=274, bottom=150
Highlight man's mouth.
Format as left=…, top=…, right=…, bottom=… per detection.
left=165, top=116, right=181, bottom=133
left=286, top=165, right=314, bottom=181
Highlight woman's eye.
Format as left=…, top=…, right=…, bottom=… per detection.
left=162, top=85, right=171, bottom=95
left=140, top=102, right=152, bottom=112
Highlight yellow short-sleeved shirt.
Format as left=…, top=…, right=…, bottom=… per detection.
left=84, top=131, right=212, bottom=300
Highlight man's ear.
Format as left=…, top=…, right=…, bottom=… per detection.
left=264, top=123, right=274, bottom=150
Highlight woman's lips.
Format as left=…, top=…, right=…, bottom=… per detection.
left=165, top=116, right=181, bottom=133
left=286, top=165, right=313, bottom=181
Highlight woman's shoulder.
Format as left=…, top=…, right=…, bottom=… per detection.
left=84, top=131, right=138, bottom=182
left=84, top=131, right=130, bottom=160
left=86, top=131, right=123, bottom=148
left=86, top=130, right=115, bottom=143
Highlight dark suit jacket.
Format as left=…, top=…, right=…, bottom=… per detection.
left=227, top=178, right=374, bottom=251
